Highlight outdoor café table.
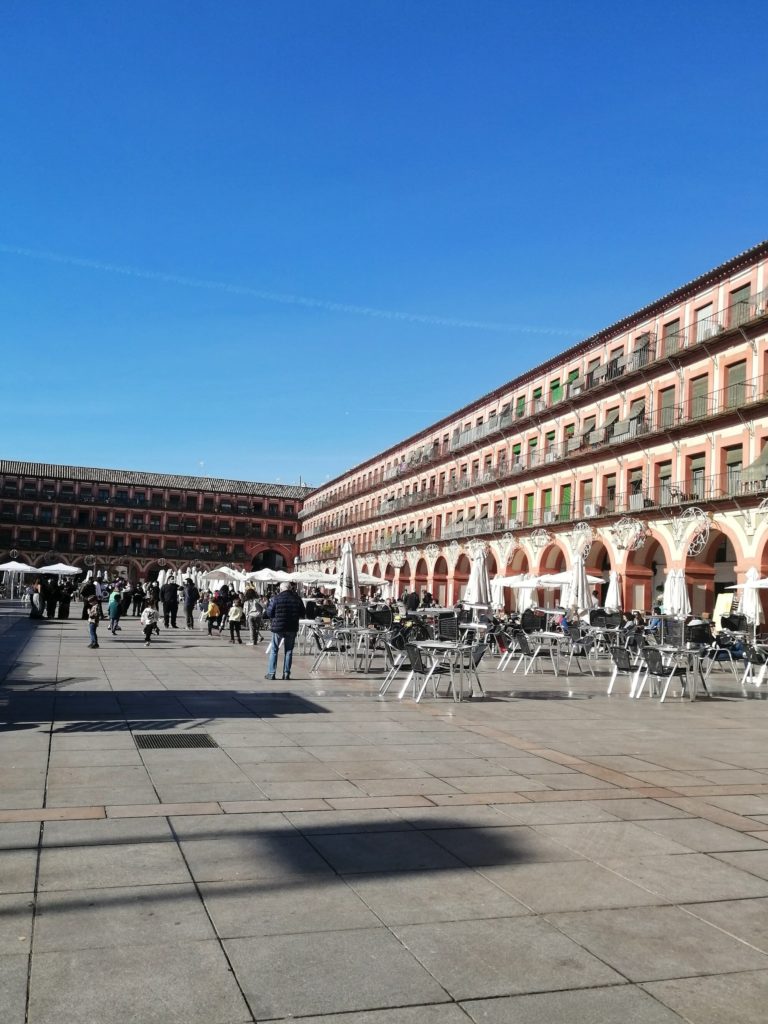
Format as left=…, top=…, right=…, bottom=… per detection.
left=648, top=644, right=710, bottom=701
left=298, top=619, right=317, bottom=656
left=335, top=625, right=382, bottom=673
left=413, top=640, right=474, bottom=701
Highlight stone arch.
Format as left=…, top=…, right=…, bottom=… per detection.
left=508, top=548, right=530, bottom=574
left=584, top=539, right=611, bottom=606
left=535, top=541, right=567, bottom=575
left=251, top=549, right=288, bottom=571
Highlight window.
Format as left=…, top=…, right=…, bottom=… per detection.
left=730, top=283, right=751, bottom=328
left=690, top=374, right=709, bottom=418
left=116, top=490, right=128, bottom=502
left=186, top=495, right=197, bottom=510
left=285, top=504, right=294, bottom=516
left=604, top=473, right=617, bottom=512
left=268, top=503, right=279, bottom=515
left=203, top=497, right=214, bottom=512
left=550, top=378, right=562, bottom=402
left=559, top=483, right=572, bottom=520
left=695, top=302, right=715, bottom=341
left=524, top=493, right=535, bottom=525
left=168, top=494, right=181, bottom=507
left=658, top=386, right=676, bottom=428
left=98, top=488, right=110, bottom=502
left=629, top=397, right=645, bottom=424
left=134, top=491, right=145, bottom=505
left=689, top=453, right=706, bottom=498
left=725, top=360, right=747, bottom=408
left=657, top=460, right=673, bottom=503
left=725, top=445, right=743, bottom=492
left=635, top=332, right=651, bottom=365
left=508, top=496, right=518, bottom=523
left=629, top=466, right=643, bottom=495
left=515, top=395, right=526, bottom=417
left=662, top=318, right=681, bottom=356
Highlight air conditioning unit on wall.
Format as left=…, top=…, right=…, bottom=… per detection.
left=584, top=502, right=602, bottom=517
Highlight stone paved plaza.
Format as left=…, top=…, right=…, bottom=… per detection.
left=2, top=606, right=768, bottom=1023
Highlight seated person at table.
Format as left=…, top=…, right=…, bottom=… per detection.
left=647, top=607, right=662, bottom=633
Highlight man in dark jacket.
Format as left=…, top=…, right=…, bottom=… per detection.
left=264, top=582, right=305, bottom=680
left=182, top=578, right=200, bottom=629
left=160, top=579, right=179, bottom=628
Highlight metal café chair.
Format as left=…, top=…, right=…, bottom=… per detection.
left=511, top=630, right=558, bottom=675
left=398, top=642, right=451, bottom=701
left=607, top=645, right=635, bottom=695
left=741, top=646, right=768, bottom=688
left=309, top=625, right=350, bottom=674
left=379, top=637, right=408, bottom=695
left=635, top=645, right=688, bottom=702
left=560, top=625, right=595, bottom=677
left=496, top=630, right=522, bottom=671
left=463, top=641, right=489, bottom=697
left=437, top=615, right=459, bottom=642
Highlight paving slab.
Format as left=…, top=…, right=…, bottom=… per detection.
left=347, top=866, right=529, bottom=925
left=225, top=927, right=449, bottom=1018
left=480, top=859, right=669, bottom=913
left=644, top=970, right=768, bottom=1024
left=200, top=875, right=380, bottom=937
left=42, top=815, right=173, bottom=847
left=602, top=852, right=768, bottom=902
left=27, top=939, right=251, bottom=1024
left=307, top=830, right=464, bottom=874
left=0, top=954, right=28, bottom=1024
left=461, top=985, right=686, bottom=1023
left=549, top=905, right=768, bottom=981
left=394, top=916, right=622, bottom=999
left=34, top=882, right=216, bottom=951
left=180, top=833, right=334, bottom=882
left=38, top=840, right=190, bottom=891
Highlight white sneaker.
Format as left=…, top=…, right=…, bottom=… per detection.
left=144, top=642, right=150, bottom=647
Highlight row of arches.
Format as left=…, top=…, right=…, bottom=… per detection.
left=351, top=521, right=768, bottom=618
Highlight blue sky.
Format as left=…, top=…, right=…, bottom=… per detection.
left=1, top=0, right=765, bottom=487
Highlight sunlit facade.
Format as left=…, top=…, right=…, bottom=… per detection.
left=299, top=242, right=768, bottom=616
left=0, top=462, right=311, bottom=581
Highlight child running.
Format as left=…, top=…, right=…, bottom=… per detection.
left=140, top=601, right=160, bottom=647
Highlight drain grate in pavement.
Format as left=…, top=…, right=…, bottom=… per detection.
left=134, top=733, right=219, bottom=749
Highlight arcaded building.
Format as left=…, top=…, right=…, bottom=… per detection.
left=0, top=462, right=312, bottom=581
left=298, top=242, right=768, bottom=616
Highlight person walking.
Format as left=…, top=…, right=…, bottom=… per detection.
left=228, top=598, right=245, bottom=644
left=206, top=594, right=221, bottom=635
left=107, top=588, right=122, bottom=634
left=160, top=578, right=179, bottom=629
left=264, top=582, right=305, bottom=680
left=182, top=578, right=200, bottom=629
left=86, top=596, right=102, bottom=649
left=132, top=583, right=145, bottom=617
left=243, top=590, right=264, bottom=645
left=140, top=601, right=160, bottom=647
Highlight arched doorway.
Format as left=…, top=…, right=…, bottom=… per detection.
left=627, top=534, right=667, bottom=612
left=685, top=532, right=737, bottom=618
left=384, top=563, right=395, bottom=597
left=453, top=554, right=471, bottom=604
left=432, top=556, right=448, bottom=606
left=414, top=558, right=428, bottom=598
left=251, top=550, right=287, bottom=572
left=585, top=540, right=611, bottom=606
left=399, top=560, right=411, bottom=598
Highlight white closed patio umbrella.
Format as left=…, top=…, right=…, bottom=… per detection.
left=335, top=541, right=360, bottom=607
left=604, top=571, right=622, bottom=613
left=663, top=569, right=690, bottom=617
left=464, top=546, right=491, bottom=609
left=728, top=568, right=765, bottom=639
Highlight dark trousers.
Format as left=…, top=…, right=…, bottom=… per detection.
left=143, top=625, right=154, bottom=644
left=207, top=615, right=221, bottom=635
left=229, top=621, right=243, bottom=643
left=185, top=606, right=195, bottom=628
left=163, top=602, right=178, bottom=628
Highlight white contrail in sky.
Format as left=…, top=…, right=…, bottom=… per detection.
left=0, top=242, right=584, bottom=337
